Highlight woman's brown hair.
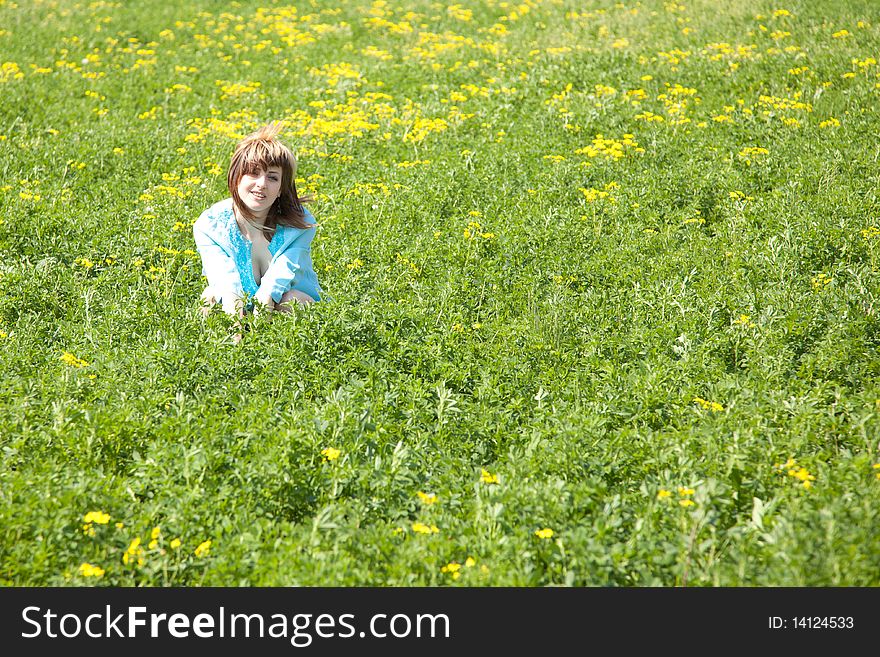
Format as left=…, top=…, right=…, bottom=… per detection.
left=227, top=122, right=313, bottom=235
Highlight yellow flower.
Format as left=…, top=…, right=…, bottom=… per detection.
left=170, top=538, right=181, bottom=550
left=79, top=562, right=105, bottom=578
left=441, top=562, right=462, bottom=579
left=194, top=540, right=212, bottom=557
left=678, top=487, right=695, bottom=497
left=464, top=557, right=476, bottom=567
left=534, top=528, right=554, bottom=539
left=734, top=314, right=756, bottom=328
left=83, top=511, right=110, bottom=524
left=321, top=447, right=341, bottom=462
left=738, top=146, right=769, bottom=164
left=811, top=273, right=832, bottom=290
left=693, top=397, right=723, bottom=412
left=775, top=458, right=816, bottom=488
left=123, top=537, right=144, bottom=566
left=679, top=499, right=696, bottom=508
left=411, top=522, right=439, bottom=534
left=657, top=489, right=672, bottom=499
left=60, top=351, right=90, bottom=368
left=788, top=467, right=816, bottom=488
left=480, top=469, right=499, bottom=484
left=417, top=491, right=438, bottom=505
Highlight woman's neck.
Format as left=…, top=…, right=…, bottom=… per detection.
left=235, top=205, right=268, bottom=228
left=234, top=207, right=272, bottom=244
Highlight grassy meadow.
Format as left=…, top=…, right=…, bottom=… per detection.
left=1, top=0, right=880, bottom=586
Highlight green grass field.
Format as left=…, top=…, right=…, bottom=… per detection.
left=2, top=0, right=880, bottom=586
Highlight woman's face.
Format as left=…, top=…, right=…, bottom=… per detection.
left=237, top=165, right=282, bottom=218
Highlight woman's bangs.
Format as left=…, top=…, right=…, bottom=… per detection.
left=240, top=141, right=291, bottom=174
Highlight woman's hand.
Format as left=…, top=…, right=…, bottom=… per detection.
left=253, top=299, right=274, bottom=317
left=253, top=291, right=275, bottom=316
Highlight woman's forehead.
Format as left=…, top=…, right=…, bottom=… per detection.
left=245, top=162, right=283, bottom=173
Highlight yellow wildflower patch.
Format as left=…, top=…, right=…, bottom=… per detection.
left=734, top=314, right=756, bottom=328
left=123, top=537, right=144, bottom=566
left=774, top=458, right=816, bottom=489
left=693, top=397, right=723, bottom=412
left=738, top=146, right=769, bottom=163
left=480, top=469, right=499, bottom=484
left=579, top=182, right=619, bottom=203
left=441, top=562, right=462, bottom=579
left=321, top=447, right=341, bottom=461
left=61, top=352, right=90, bottom=368
left=83, top=511, right=110, bottom=524
left=811, top=272, right=832, bottom=289
left=79, top=562, right=105, bottom=578
left=576, top=134, right=643, bottom=160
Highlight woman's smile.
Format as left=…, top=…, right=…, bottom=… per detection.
left=237, top=165, right=283, bottom=218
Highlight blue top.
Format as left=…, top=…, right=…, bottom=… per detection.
left=193, top=198, right=322, bottom=313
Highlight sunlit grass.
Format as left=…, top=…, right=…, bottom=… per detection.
left=1, top=0, right=879, bottom=586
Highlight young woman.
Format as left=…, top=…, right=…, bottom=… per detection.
left=194, top=123, right=322, bottom=319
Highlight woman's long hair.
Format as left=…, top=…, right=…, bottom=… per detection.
left=227, top=123, right=314, bottom=236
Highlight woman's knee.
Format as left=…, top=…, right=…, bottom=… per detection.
left=276, top=289, right=315, bottom=312
left=280, top=289, right=316, bottom=306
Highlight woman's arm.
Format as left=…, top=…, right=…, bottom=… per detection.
left=193, top=217, right=245, bottom=315
left=255, top=225, right=316, bottom=304
left=255, top=248, right=306, bottom=304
